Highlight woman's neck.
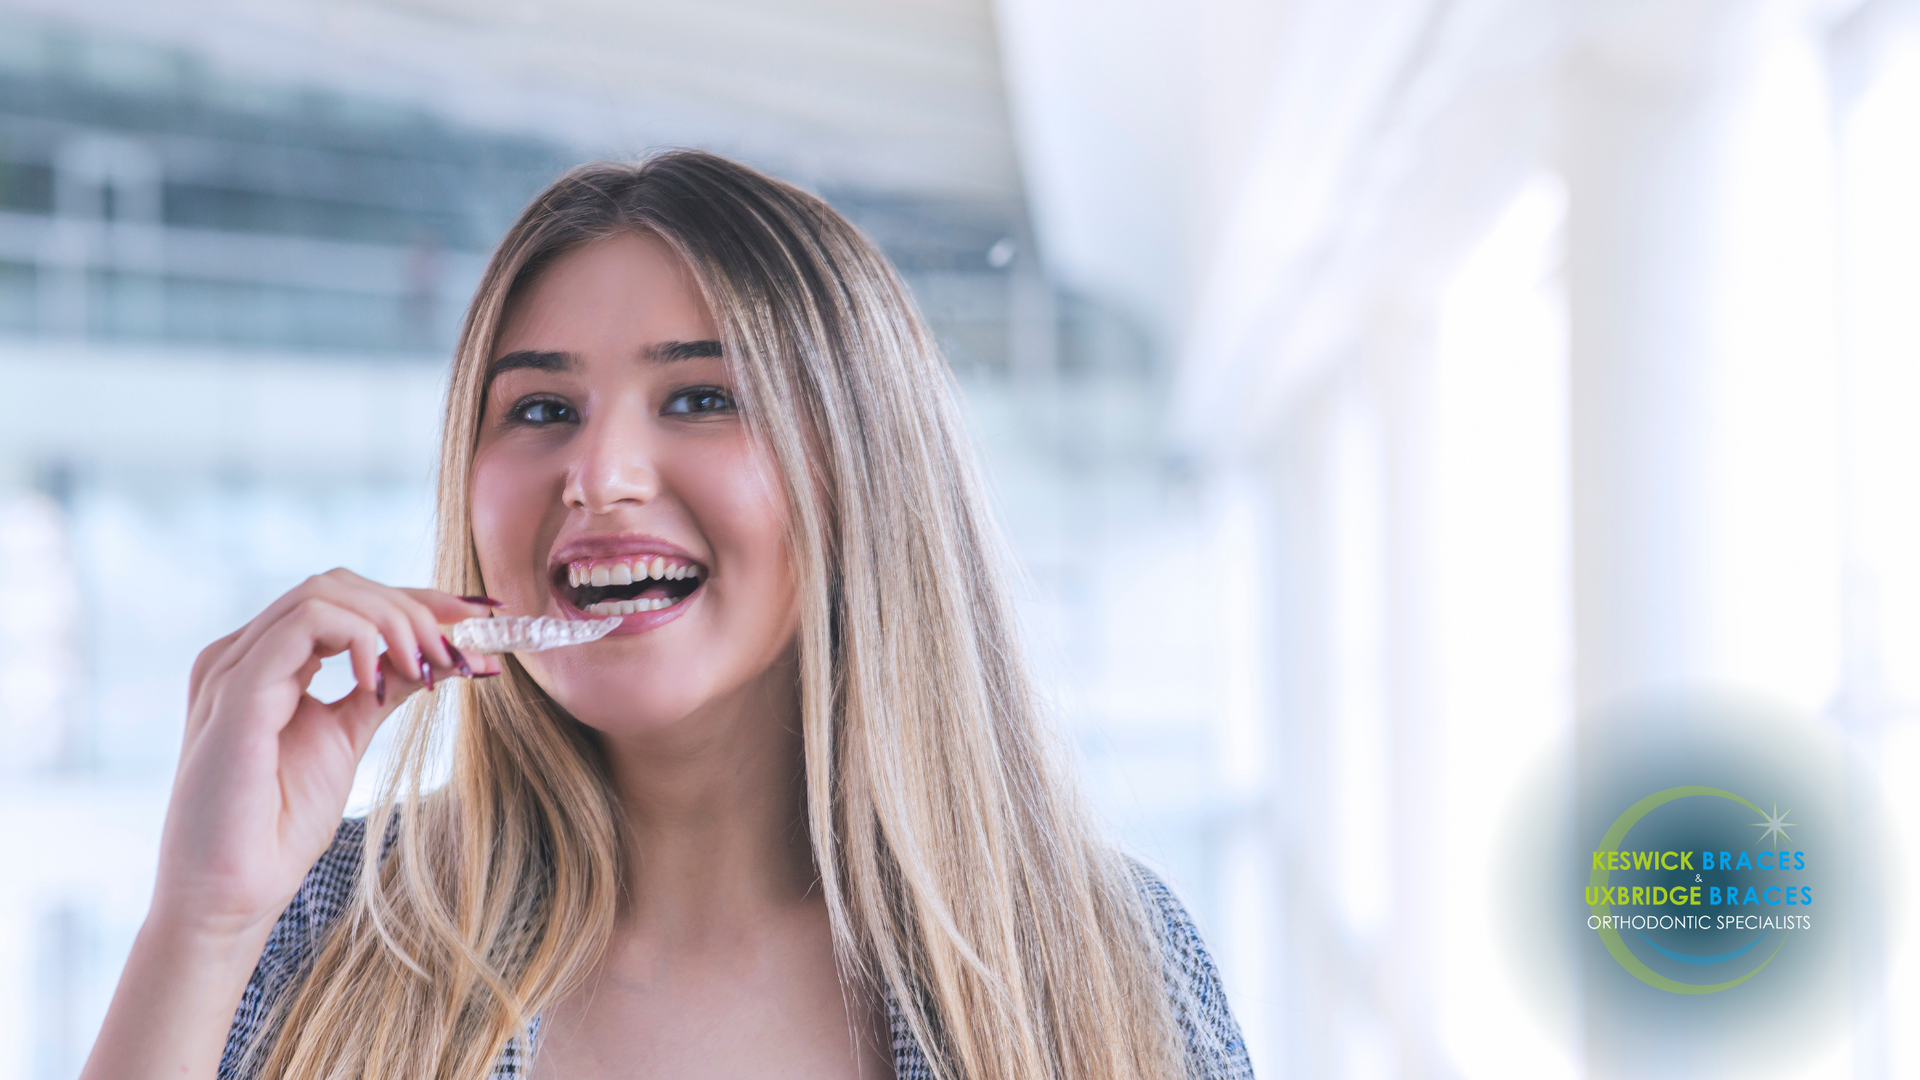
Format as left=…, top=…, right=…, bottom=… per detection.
left=598, top=651, right=816, bottom=934
left=532, top=649, right=892, bottom=1080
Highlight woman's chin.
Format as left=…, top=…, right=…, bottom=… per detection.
left=520, top=665, right=737, bottom=742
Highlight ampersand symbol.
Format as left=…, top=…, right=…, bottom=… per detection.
left=1695, top=874, right=1703, bottom=882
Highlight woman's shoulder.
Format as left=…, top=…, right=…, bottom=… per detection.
left=218, top=817, right=369, bottom=1080
left=1124, top=859, right=1257, bottom=1080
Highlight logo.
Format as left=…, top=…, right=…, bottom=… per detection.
left=1585, top=786, right=1811, bottom=994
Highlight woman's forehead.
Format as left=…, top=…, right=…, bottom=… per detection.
left=497, top=232, right=718, bottom=356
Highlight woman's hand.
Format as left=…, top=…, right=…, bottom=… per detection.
left=80, top=570, right=499, bottom=1080
left=156, top=568, right=500, bottom=937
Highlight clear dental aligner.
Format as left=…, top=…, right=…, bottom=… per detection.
left=447, top=615, right=623, bottom=654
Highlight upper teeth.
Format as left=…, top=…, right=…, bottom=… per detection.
left=567, top=555, right=702, bottom=589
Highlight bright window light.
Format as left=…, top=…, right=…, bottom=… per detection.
left=1839, top=31, right=1920, bottom=1077
left=1430, top=172, right=1576, bottom=1080
left=1841, top=36, right=1920, bottom=711
left=1328, top=393, right=1392, bottom=939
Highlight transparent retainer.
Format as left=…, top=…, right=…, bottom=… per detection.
left=446, top=615, right=623, bottom=654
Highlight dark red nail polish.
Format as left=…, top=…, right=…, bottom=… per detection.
left=443, top=636, right=472, bottom=678
left=375, top=668, right=386, bottom=706
left=418, top=651, right=434, bottom=691
left=459, top=595, right=505, bottom=607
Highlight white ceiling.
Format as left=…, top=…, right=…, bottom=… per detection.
left=0, top=0, right=1024, bottom=202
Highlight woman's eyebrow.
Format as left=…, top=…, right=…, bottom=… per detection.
left=486, top=350, right=575, bottom=389
left=646, top=339, right=723, bottom=363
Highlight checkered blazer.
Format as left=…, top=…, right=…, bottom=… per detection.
left=221, top=818, right=1254, bottom=1080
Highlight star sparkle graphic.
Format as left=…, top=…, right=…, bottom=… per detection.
left=1752, top=801, right=1798, bottom=848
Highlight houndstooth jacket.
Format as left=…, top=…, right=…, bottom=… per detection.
left=220, top=818, right=1254, bottom=1080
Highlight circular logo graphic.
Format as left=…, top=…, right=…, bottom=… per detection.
left=1497, top=702, right=1883, bottom=1075
left=1585, top=786, right=1811, bottom=994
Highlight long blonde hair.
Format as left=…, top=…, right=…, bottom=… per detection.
left=257, top=152, right=1191, bottom=1080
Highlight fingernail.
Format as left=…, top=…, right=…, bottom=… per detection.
left=375, top=668, right=386, bottom=706
left=418, top=650, right=434, bottom=691
left=443, top=636, right=471, bottom=678
left=459, top=595, right=505, bottom=607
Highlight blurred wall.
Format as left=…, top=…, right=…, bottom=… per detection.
left=996, top=0, right=1920, bottom=1076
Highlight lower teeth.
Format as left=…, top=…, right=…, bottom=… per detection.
left=585, top=596, right=676, bottom=615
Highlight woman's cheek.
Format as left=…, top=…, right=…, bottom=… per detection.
left=708, top=471, right=799, bottom=645
left=470, top=451, right=558, bottom=606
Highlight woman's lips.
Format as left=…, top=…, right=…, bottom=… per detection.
left=545, top=535, right=709, bottom=637
left=549, top=534, right=702, bottom=569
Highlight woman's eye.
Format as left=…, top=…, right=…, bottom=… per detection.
left=662, top=387, right=736, bottom=416
left=510, top=397, right=577, bottom=425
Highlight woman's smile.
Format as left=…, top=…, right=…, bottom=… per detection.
left=551, top=535, right=707, bottom=629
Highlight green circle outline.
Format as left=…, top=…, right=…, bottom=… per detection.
left=1588, top=786, right=1788, bottom=994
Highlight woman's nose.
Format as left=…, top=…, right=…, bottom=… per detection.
left=562, top=414, right=661, bottom=514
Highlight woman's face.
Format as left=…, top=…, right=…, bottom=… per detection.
left=471, top=231, right=798, bottom=736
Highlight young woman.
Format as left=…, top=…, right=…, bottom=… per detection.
left=82, top=151, right=1252, bottom=1080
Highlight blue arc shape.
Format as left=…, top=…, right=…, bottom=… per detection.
left=1633, top=929, right=1769, bottom=967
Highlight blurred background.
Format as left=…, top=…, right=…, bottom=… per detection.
left=1, top=0, right=1918, bottom=1076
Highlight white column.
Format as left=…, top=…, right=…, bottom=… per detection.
left=1562, top=0, right=1842, bottom=719
left=1562, top=5, right=1739, bottom=716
